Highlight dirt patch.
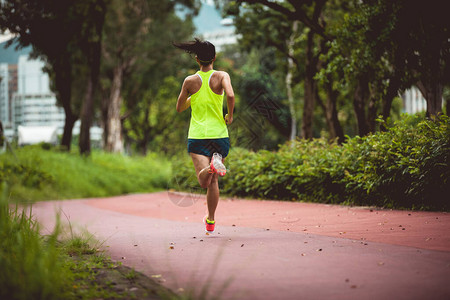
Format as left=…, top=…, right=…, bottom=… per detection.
left=70, top=254, right=175, bottom=300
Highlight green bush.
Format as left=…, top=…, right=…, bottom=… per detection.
left=172, top=114, right=450, bottom=211
left=0, top=147, right=172, bottom=203
left=339, top=115, right=450, bottom=210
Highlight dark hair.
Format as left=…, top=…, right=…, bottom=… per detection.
left=173, top=38, right=216, bottom=66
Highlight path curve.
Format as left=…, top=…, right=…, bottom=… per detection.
left=31, top=192, right=450, bottom=300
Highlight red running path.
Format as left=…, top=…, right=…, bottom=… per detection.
left=30, top=192, right=450, bottom=300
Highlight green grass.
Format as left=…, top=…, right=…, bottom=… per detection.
left=0, top=147, right=181, bottom=299
left=0, top=182, right=179, bottom=299
left=0, top=183, right=70, bottom=299
left=0, top=146, right=172, bottom=203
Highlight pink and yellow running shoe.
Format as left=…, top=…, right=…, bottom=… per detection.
left=203, top=215, right=215, bottom=233
left=210, top=152, right=226, bottom=176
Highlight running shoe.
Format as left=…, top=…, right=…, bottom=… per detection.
left=210, top=152, right=226, bottom=176
left=203, top=215, right=215, bottom=233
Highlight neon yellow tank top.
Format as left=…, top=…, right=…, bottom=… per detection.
left=188, top=70, right=229, bottom=139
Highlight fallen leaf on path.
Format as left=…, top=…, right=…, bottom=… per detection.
left=241, top=244, right=244, bottom=247
left=151, top=275, right=162, bottom=278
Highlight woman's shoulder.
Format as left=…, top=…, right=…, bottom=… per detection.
left=184, top=73, right=201, bottom=85
left=212, top=70, right=230, bottom=80
left=213, top=70, right=229, bottom=75
left=185, top=73, right=200, bottom=81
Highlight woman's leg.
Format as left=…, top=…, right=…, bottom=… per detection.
left=206, top=172, right=219, bottom=221
left=190, top=153, right=220, bottom=221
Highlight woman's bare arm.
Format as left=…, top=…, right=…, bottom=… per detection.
left=176, top=78, right=191, bottom=113
left=222, top=72, right=235, bottom=124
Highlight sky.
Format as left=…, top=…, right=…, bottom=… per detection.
left=0, top=30, right=13, bottom=44
left=193, top=2, right=229, bottom=34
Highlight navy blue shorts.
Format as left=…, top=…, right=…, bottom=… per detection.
left=188, top=138, right=230, bottom=158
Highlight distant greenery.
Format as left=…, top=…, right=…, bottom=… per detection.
left=0, top=147, right=171, bottom=203
left=171, top=114, right=450, bottom=211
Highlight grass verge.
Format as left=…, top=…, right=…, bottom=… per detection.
left=0, top=146, right=171, bottom=203
left=0, top=182, right=178, bottom=300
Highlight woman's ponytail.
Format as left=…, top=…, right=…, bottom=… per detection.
left=173, top=38, right=216, bottom=66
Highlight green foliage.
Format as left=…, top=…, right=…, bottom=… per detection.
left=0, top=182, right=150, bottom=299
left=0, top=184, right=71, bottom=300
left=172, top=115, right=449, bottom=211
left=0, top=146, right=171, bottom=202
left=339, top=115, right=450, bottom=210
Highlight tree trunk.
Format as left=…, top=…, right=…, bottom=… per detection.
left=0, top=120, right=4, bottom=148
left=367, top=87, right=378, bottom=133
left=79, top=77, right=95, bottom=155
left=301, top=29, right=316, bottom=139
left=101, top=92, right=109, bottom=150
left=353, top=77, right=370, bottom=136
left=54, top=57, right=78, bottom=151
left=105, top=65, right=124, bottom=153
left=325, top=80, right=344, bottom=144
left=79, top=0, right=106, bottom=155
left=79, top=40, right=102, bottom=155
left=380, top=76, right=401, bottom=131
left=61, top=114, right=77, bottom=150
left=416, top=80, right=443, bottom=118
left=136, top=106, right=151, bottom=156
left=286, top=21, right=298, bottom=142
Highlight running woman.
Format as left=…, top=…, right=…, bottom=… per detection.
left=174, top=38, right=235, bottom=234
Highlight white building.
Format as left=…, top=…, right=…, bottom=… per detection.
left=11, top=55, right=103, bottom=145
left=0, top=63, right=9, bottom=125
left=402, top=87, right=427, bottom=115
left=193, top=3, right=239, bottom=52
left=202, top=19, right=239, bottom=52
left=13, top=55, right=65, bottom=131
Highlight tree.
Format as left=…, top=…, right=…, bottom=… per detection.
left=0, top=0, right=82, bottom=150
left=100, top=0, right=199, bottom=154
left=379, top=0, right=450, bottom=118
left=224, top=0, right=346, bottom=142
left=323, top=0, right=449, bottom=135
left=78, top=0, right=108, bottom=155
left=0, top=120, right=4, bottom=148
left=120, top=10, right=197, bottom=155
